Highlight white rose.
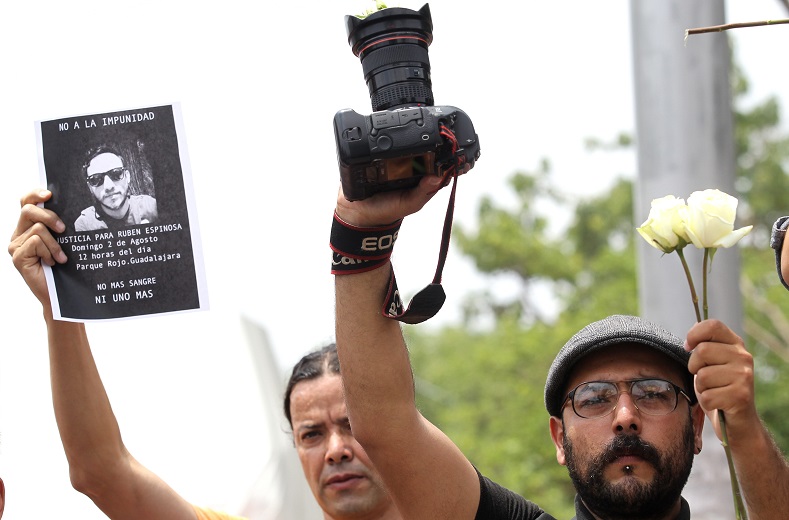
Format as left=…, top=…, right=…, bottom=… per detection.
left=637, top=195, right=690, bottom=253
left=684, top=189, right=752, bottom=248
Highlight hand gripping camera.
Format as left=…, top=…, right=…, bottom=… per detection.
left=334, top=3, right=481, bottom=201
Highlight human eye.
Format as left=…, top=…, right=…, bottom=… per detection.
left=575, top=382, right=615, bottom=410
left=298, top=427, right=323, bottom=445
left=634, top=380, right=673, bottom=402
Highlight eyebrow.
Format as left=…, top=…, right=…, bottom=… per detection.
left=297, top=421, right=319, bottom=429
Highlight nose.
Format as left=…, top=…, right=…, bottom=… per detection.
left=611, top=392, right=642, bottom=434
left=325, top=431, right=354, bottom=465
left=102, top=173, right=115, bottom=190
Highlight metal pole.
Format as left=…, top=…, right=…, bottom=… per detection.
left=630, top=1, right=742, bottom=518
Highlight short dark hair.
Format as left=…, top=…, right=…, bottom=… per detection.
left=283, top=343, right=340, bottom=428
left=82, top=144, right=125, bottom=176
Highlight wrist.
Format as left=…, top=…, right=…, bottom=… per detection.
left=333, top=209, right=401, bottom=229
left=330, top=212, right=402, bottom=276
left=334, top=205, right=398, bottom=229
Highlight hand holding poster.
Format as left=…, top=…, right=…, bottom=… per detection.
left=36, top=103, right=208, bottom=320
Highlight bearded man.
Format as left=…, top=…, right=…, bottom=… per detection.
left=75, top=145, right=157, bottom=231
left=331, top=174, right=789, bottom=519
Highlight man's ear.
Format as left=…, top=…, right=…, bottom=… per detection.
left=549, top=416, right=567, bottom=466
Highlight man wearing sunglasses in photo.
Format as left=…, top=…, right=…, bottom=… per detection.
left=75, top=145, right=158, bottom=232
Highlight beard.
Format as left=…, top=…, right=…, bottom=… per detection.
left=564, top=420, right=695, bottom=520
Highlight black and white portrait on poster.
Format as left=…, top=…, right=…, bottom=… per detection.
left=36, top=103, right=208, bottom=320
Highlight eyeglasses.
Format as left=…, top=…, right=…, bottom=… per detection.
left=563, top=379, right=692, bottom=419
left=86, top=167, right=126, bottom=187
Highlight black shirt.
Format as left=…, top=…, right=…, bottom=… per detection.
left=475, top=470, right=692, bottom=520
left=475, top=471, right=551, bottom=520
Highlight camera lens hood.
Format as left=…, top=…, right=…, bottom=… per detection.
left=345, top=4, right=433, bottom=58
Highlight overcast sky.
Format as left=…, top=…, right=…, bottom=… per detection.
left=1, top=1, right=787, bottom=518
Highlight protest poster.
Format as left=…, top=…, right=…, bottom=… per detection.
left=36, top=103, right=208, bottom=320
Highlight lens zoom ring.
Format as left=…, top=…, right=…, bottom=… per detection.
left=361, top=44, right=430, bottom=77
left=372, top=83, right=434, bottom=111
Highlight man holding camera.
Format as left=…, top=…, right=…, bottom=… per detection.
left=331, top=175, right=789, bottom=519
left=9, top=189, right=399, bottom=520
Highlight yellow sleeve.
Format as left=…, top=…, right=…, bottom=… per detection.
left=192, top=504, right=248, bottom=520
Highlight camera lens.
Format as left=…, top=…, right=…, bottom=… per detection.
left=345, top=4, right=434, bottom=112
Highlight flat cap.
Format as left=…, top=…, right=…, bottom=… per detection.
left=544, top=314, right=691, bottom=417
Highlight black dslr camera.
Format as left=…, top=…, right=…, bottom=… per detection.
left=334, top=3, right=481, bottom=201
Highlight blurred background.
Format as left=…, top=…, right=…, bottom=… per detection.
left=1, top=1, right=788, bottom=518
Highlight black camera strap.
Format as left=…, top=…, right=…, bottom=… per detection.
left=382, top=170, right=457, bottom=324
left=330, top=168, right=459, bottom=324
left=330, top=214, right=402, bottom=275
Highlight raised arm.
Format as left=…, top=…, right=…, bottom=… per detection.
left=686, top=319, right=789, bottom=520
left=333, top=177, right=481, bottom=519
left=9, top=190, right=198, bottom=520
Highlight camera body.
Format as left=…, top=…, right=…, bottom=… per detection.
left=335, top=3, right=480, bottom=201
left=335, top=105, right=480, bottom=201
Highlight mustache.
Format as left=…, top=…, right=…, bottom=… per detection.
left=601, top=434, right=661, bottom=467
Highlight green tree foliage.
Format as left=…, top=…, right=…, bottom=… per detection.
left=731, top=58, right=789, bottom=451
left=740, top=246, right=789, bottom=450
left=409, top=319, right=579, bottom=519
left=407, top=54, right=789, bottom=517
left=733, top=59, right=789, bottom=233
left=452, top=160, right=581, bottom=325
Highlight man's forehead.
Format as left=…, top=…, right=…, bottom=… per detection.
left=567, top=342, right=686, bottom=385
left=87, top=153, right=123, bottom=175
left=290, top=375, right=347, bottom=423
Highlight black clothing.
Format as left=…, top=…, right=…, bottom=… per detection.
left=475, top=470, right=552, bottom=520
left=571, top=494, right=691, bottom=520
left=475, top=469, right=692, bottom=519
